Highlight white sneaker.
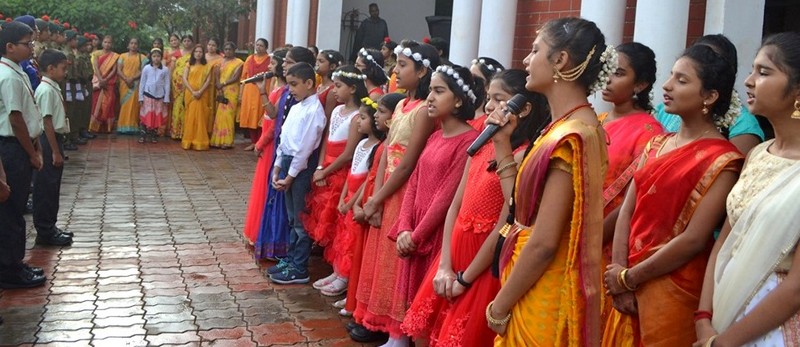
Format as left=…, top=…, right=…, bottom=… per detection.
left=333, top=298, right=347, bottom=309
left=312, top=272, right=338, bottom=289
left=339, top=308, right=352, bottom=317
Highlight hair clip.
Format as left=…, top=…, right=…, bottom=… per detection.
left=361, top=97, right=378, bottom=110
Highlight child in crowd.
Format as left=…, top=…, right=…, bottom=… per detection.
left=0, top=22, right=47, bottom=289
left=381, top=38, right=397, bottom=77
left=268, top=62, right=327, bottom=284
left=210, top=42, right=243, bottom=149
left=468, top=57, right=504, bottom=129
left=181, top=45, right=212, bottom=151
left=350, top=40, right=441, bottom=345
left=138, top=48, right=171, bottom=143
left=340, top=93, right=405, bottom=316
left=116, top=37, right=145, bottom=134
left=306, top=65, right=369, bottom=296
left=355, top=48, right=387, bottom=100
left=315, top=50, right=343, bottom=119
left=32, top=49, right=74, bottom=246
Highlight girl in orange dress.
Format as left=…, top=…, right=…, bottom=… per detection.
left=351, top=40, right=441, bottom=345
left=401, top=69, right=550, bottom=347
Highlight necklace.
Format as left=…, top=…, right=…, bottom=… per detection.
left=656, top=128, right=713, bottom=158
left=538, top=103, right=592, bottom=136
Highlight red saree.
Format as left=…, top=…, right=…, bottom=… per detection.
left=89, top=51, right=120, bottom=133
left=627, top=135, right=742, bottom=346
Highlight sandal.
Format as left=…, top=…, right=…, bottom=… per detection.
left=333, top=298, right=346, bottom=309
left=312, top=272, right=338, bottom=290
left=339, top=308, right=352, bottom=317
left=320, top=277, right=348, bottom=297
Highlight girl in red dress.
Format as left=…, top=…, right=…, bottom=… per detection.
left=316, top=50, right=343, bottom=119
left=401, top=69, right=550, bottom=347
left=356, top=48, right=388, bottom=100
left=305, top=65, right=369, bottom=295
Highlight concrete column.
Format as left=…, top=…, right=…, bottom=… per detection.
left=704, top=0, right=765, bottom=96
left=448, top=0, right=482, bottom=66
left=581, top=0, right=627, bottom=112
left=285, top=0, right=295, bottom=44
left=255, top=0, right=275, bottom=49
left=634, top=0, right=691, bottom=105
left=285, top=0, right=310, bottom=47
left=316, top=0, right=343, bottom=50
left=477, top=0, right=517, bottom=67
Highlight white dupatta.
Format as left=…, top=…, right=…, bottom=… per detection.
left=713, top=160, right=800, bottom=331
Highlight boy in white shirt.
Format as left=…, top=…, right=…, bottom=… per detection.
left=0, top=21, right=46, bottom=289
left=269, top=62, right=326, bottom=284
left=32, top=49, right=73, bottom=247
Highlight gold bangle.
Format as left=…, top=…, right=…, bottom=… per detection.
left=485, top=301, right=512, bottom=326
left=619, top=268, right=637, bottom=291
left=496, top=154, right=513, bottom=166
left=704, top=335, right=717, bottom=347
left=499, top=171, right=517, bottom=180
left=496, top=161, right=518, bottom=176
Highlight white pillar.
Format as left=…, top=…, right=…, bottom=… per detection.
left=581, top=0, right=626, bottom=112
left=448, top=0, right=482, bottom=66
left=285, top=0, right=310, bottom=47
left=477, top=0, right=517, bottom=67
left=634, top=0, right=691, bottom=105
left=316, top=0, right=343, bottom=50
left=704, top=0, right=765, bottom=97
left=255, top=0, right=275, bottom=49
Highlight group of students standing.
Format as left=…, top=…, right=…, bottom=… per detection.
left=239, top=16, right=800, bottom=347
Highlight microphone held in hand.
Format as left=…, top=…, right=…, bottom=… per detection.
left=466, top=93, right=528, bottom=156
left=240, top=71, right=275, bottom=84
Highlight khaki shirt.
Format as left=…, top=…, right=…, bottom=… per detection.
left=36, top=77, right=68, bottom=134
left=0, top=57, right=43, bottom=138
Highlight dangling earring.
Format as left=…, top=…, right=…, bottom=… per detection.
left=792, top=100, right=800, bottom=119
left=552, top=66, right=560, bottom=83
left=632, top=90, right=639, bottom=101
left=702, top=102, right=709, bottom=115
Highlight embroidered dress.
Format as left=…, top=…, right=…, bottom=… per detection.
left=181, top=63, right=213, bottom=151
left=354, top=98, right=425, bottom=337
left=210, top=57, right=244, bottom=148
left=304, top=105, right=360, bottom=250
left=116, top=52, right=146, bottom=134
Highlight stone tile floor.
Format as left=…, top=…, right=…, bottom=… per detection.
left=0, top=135, right=375, bottom=346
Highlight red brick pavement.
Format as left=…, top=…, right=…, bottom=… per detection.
left=0, top=136, right=377, bottom=346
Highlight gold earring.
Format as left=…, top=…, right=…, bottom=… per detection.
left=792, top=100, right=800, bottom=119
left=702, top=102, right=709, bottom=115
left=552, top=66, right=560, bottom=83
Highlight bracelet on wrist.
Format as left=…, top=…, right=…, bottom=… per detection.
left=496, top=161, right=518, bottom=176
left=704, top=335, right=717, bottom=347
left=619, top=268, right=637, bottom=291
left=316, top=165, right=324, bottom=171
left=693, top=310, right=713, bottom=322
left=485, top=301, right=512, bottom=326
left=456, top=271, right=472, bottom=288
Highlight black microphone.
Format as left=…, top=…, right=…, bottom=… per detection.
left=240, top=71, right=275, bottom=84
left=466, top=93, right=528, bottom=156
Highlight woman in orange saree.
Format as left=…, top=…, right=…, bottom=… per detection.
left=116, top=38, right=146, bottom=134
left=603, top=44, right=744, bottom=347
left=89, top=35, right=120, bottom=133
left=205, top=38, right=223, bottom=133
left=597, top=42, right=662, bottom=346
left=486, top=18, right=609, bottom=347
left=181, top=45, right=212, bottom=151
left=239, top=38, right=271, bottom=151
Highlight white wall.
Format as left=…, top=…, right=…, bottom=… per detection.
left=339, top=0, right=437, bottom=54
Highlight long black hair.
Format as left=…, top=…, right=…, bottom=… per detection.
left=398, top=40, right=441, bottom=100
left=540, top=17, right=607, bottom=94
left=681, top=44, right=736, bottom=136
left=491, top=69, right=551, bottom=151
left=616, top=42, right=656, bottom=112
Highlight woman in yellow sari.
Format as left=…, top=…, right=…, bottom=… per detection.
left=205, top=38, right=223, bottom=133
left=170, top=35, right=194, bottom=140
left=181, top=45, right=213, bottom=151
left=210, top=42, right=244, bottom=149
left=239, top=38, right=271, bottom=151
left=477, top=18, right=610, bottom=346
left=89, top=35, right=120, bottom=133
left=116, top=37, right=146, bottom=134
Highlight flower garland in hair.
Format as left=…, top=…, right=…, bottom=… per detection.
left=332, top=70, right=367, bottom=81
left=589, top=45, right=618, bottom=95
left=716, top=90, right=741, bottom=129
left=394, top=44, right=431, bottom=69
left=435, top=65, right=477, bottom=103
left=471, top=58, right=502, bottom=72
left=359, top=48, right=383, bottom=69
left=361, top=97, right=378, bottom=110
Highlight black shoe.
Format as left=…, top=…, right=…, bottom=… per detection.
left=74, top=137, right=88, bottom=145
left=0, top=315, right=4, bottom=325
left=22, top=264, right=44, bottom=277
left=35, top=232, right=73, bottom=246
left=64, top=142, right=79, bottom=151
left=349, top=324, right=388, bottom=343
left=80, top=130, right=96, bottom=139
left=55, top=228, right=74, bottom=237
left=0, top=269, right=46, bottom=289
left=345, top=321, right=358, bottom=332
left=25, top=198, right=33, bottom=214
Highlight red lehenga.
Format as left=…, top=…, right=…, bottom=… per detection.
left=402, top=143, right=521, bottom=346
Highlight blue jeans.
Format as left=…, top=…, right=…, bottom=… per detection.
left=280, top=152, right=318, bottom=272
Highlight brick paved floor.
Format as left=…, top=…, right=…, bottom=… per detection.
left=0, top=135, right=375, bottom=346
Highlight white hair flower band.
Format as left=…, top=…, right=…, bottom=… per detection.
left=434, top=65, right=477, bottom=103
left=332, top=70, right=367, bottom=81
left=471, top=58, right=502, bottom=72
left=394, top=45, right=431, bottom=69
left=358, top=48, right=383, bottom=69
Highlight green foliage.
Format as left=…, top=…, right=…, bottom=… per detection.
left=4, top=0, right=254, bottom=52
